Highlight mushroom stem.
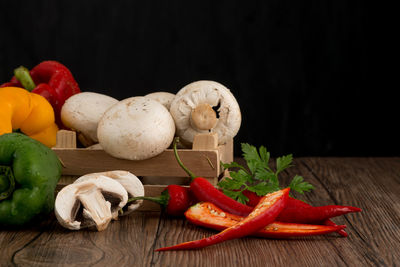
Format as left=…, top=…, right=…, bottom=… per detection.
left=190, top=103, right=218, bottom=131
left=77, top=185, right=112, bottom=231
left=173, top=137, right=197, bottom=181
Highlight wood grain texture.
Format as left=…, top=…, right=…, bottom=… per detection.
left=1, top=157, right=399, bottom=266
left=53, top=148, right=220, bottom=177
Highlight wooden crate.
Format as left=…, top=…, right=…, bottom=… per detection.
left=52, top=130, right=233, bottom=211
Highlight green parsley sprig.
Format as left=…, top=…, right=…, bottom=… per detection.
left=218, top=143, right=314, bottom=204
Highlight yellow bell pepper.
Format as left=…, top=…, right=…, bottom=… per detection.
left=0, top=87, right=58, bottom=147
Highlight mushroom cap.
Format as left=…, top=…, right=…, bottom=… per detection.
left=61, top=92, right=119, bottom=145
left=97, top=96, right=175, bottom=160
left=170, top=80, right=241, bottom=145
left=144, top=92, right=175, bottom=110
left=75, top=170, right=144, bottom=215
left=55, top=176, right=128, bottom=231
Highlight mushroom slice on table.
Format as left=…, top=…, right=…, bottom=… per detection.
left=144, top=92, right=175, bottom=110
left=61, top=92, right=119, bottom=147
left=75, top=170, right=145, bottom=215
left=170, top=80, right=241, bottom=145
left=97, top=96, right=175, bottom=160
left=55, top=176, right=128, bottom=231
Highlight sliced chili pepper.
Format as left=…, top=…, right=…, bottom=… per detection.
left=127, top=185, right=194, bottom=216
left=173, top=137, right=253, bottom=217
left=234, top=190, right=358, bottom=237
left=156, top=188, right=289, bottom=251
left=323, top=219, right=348, bottom=237
left=185, top=202, right=346, bottom=238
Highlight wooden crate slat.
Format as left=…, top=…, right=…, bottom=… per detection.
left=53, top=148, right=220, bottom=177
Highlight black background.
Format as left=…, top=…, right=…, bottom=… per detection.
left=0, top=1, right=395, bottom=157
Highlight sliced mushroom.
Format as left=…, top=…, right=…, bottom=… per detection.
left=55, top=176, right=128, bottom=231
left=85, top=143, right=102, bottom=150
left=144, top=92, right=175, bottom=110
left=170, top=80, right=241, bottom=145
left=97, top=97, right=175, bottom=160
left=74, top=170, right=144, bottom=215
left=61, top=92, right=119, bottom=147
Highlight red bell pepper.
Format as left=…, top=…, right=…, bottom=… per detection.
left=127, top=185, right=194, bottom=216
left=185, top=202, right=346, bottom=238
left=1, top=61, right=80, bottom=128
left=156, top=188, right=289, bottom=251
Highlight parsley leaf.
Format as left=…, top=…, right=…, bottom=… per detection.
left=288, top=175, right=315, bottom=194
left=218, top=143, right=314, bottom=203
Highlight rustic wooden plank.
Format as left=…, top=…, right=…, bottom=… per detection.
left=2, top=158, right=400, bottom=266
left=0, top=222, right=51, bottom=264
left=11, top=212, right=161, bottom=266
left=53, top=148, right=219, bottom=177
left=293, top=157, right=400, bottom=266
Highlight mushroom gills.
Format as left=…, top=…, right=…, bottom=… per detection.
left=77, top=185, right=113, bottom=231
left=73, top=171, right=144, bottom=216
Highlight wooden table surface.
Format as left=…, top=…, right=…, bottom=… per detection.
left=1, top=157, right=399, bottom=267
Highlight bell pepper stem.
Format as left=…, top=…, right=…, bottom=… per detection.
left=0, top=166, right=16, bottom=201
left=14, top=66, right=36, bottom=91
left=173, top=137, right=197, bottom=181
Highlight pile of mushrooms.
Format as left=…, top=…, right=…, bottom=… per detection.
left=60, top=80, right=241, bottom=161
left=55, top=171, right=144, bottom=231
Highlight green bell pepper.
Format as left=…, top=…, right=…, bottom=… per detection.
left=0, top=133, right=62, bottom=226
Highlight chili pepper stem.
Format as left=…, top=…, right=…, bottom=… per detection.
left=0, top=165, right=16, bottom=200
left=173, top=137, right=197, bottom=181
left=14, top=66, right=36, bottom=91
left=127, top=196, right=167, bottom=206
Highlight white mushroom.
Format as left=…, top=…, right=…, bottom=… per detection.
left=55, top=176, right=128, bottom=231
left=61, top=92, right=119, bottom=147
left=74, top=170, right=144, bottom=215
left=144, top=92, right=175, bottom=110
left=97, top=96, right=175, bottom=160
left=170, top=80, right=241, bottom=145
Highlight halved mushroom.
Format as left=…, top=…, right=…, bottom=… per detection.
left=144, top=92, right=175, bottom=110
left=170, top=80, right=241, bottom=145
left=55, top=176, right=128, bottom=231
left=61, top=92, right=119, bottom=147
left=74, top=170, right=144, bottom=215
left=97, top=97, right=175, bottom=160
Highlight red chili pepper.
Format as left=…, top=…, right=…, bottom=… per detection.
left=276, top=197, right=362, bottom=224
left=235, top=190, right=358, bottom=237
left=156, top=188, right=290, bottom=251
left=242, top=189, right=262, bottom=207
left=1, top=61, right=80, bottom=128
left=128, top=185, right=194, bottom=216
left=173, top=138, right=253, bottom=217
left=185, top=202, right=346, bottom=238
left=239, top=190, right=360, bottom=223
left=324, top=219, right=348, bottom=237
